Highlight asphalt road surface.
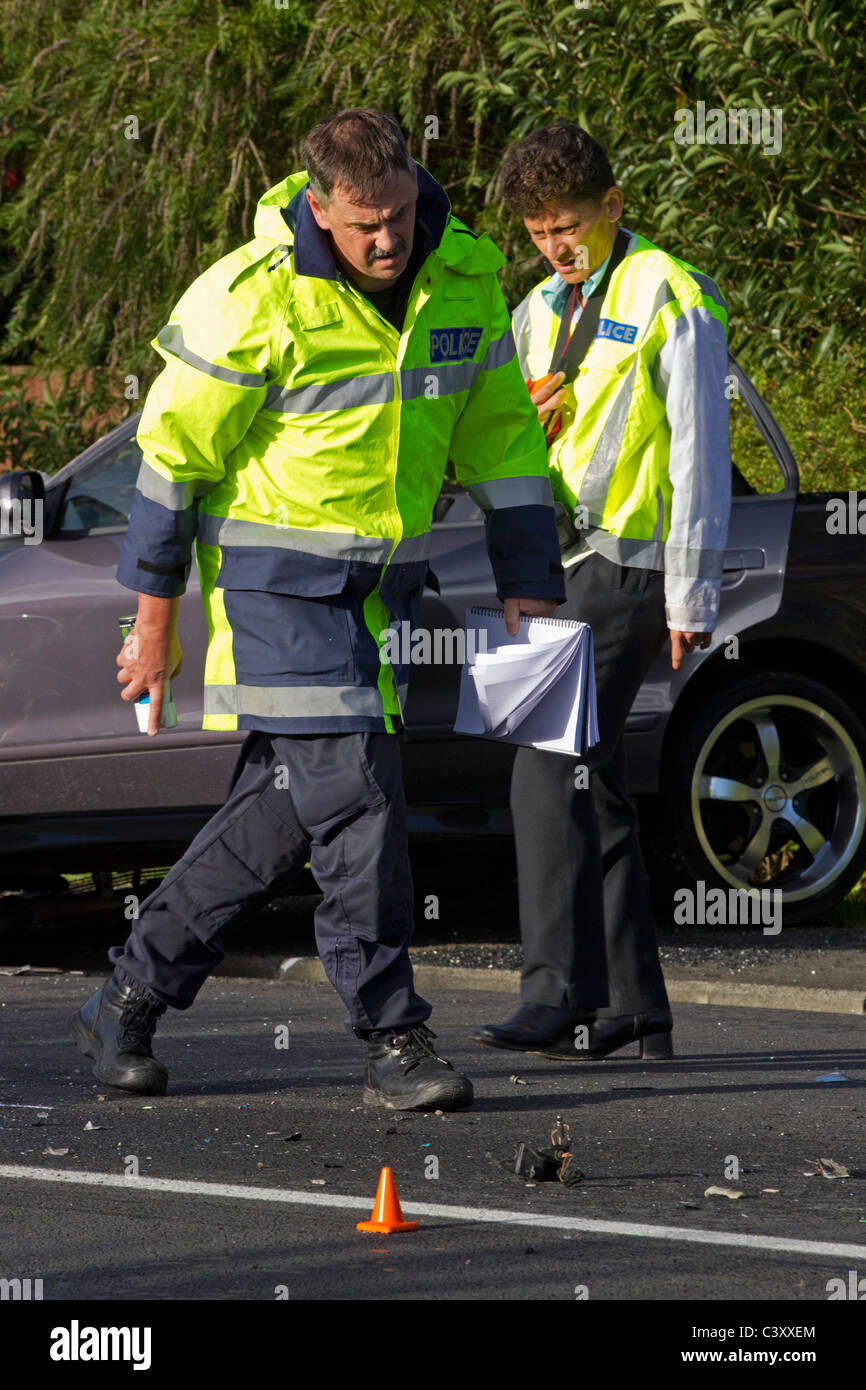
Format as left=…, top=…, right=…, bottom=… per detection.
left=1, top=973, right=864, bottom=1320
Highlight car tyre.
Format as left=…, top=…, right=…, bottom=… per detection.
left=661, top=671, right=866, bottom=925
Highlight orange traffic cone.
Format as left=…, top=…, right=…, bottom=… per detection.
left=356, top=1166, right=418, bottom=1234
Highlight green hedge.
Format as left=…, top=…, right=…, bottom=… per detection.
left=0, top=0, right=863, bottom=487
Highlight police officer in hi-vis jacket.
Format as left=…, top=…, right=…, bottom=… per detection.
left=71, top=109, right=565, bottom=1112
left=473, top=122, right=732, bottom=1062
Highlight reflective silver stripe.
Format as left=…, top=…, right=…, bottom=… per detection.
left=391, top=533, right=432, bottom=563
left=467, top=475, right=554, bottom=512
left=157, top=325, right=267, bottom=388
left=136, top=460, right=198, bottom=511
left=198, top=513, right=390, bottom=561
left=585, top=528, right=724, bottom=579
left=511, top=297, right=533, bottom=379
left=396, top=683, right=409, bottom=710
left=397, top=334, right=514, bottom=401
left=578, top=356, right=639, bottom=520
left=265, top=330, right=517, bottom=417
left=196, top=512, right=431, bottom=564
left=399, top=362, right=478, bottom=400
left=204, top=684, right=385, bottom=719
left=659, top=541, right=725, bottom=579
left=481, top=327, right=517, bottom=371
left=584, top=528, right=663, bottom=570
left=264, top=372, right=394, bottom=414
left=688, top=272, right=727, bottom=314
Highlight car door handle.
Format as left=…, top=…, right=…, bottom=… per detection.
left=723, top=549, right=765, bottom=571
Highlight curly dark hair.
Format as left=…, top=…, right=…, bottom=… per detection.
left=499, top=122, right=616, bottom=217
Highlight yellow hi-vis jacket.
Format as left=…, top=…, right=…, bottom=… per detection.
left=512, top=230, right=732, bottom=632
left=118, top=166, right=564, bottom=734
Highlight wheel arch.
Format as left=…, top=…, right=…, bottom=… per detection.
left=659, top=637, right=866, bottom=783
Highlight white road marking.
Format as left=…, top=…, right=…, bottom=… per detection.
left=2, top=1164, right=865, bottom=1260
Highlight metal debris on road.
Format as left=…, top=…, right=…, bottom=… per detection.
left=803, top=1157, right=850, bottom=1179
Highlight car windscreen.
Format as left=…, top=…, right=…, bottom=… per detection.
left=57, top=433, right=143, bottom=532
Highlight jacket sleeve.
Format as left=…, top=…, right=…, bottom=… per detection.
left=448, top=278, right=565, bottom=603
left=655, top=292, right=732, bottom=632
left=117, top=267, right=274, bottom=598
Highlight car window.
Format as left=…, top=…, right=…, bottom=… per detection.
left=729, top=388, right=786, bottom=495
left=58, top=434, right=143, bottom=532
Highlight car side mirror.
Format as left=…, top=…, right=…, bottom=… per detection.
left=0, top=469, right=46, bottom=541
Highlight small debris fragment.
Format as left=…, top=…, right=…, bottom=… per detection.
left=310, top=1178, right=326, bottom=1185
left=97, top=1095, right=107, bottom=1102
left=704, top=1185, right=744, bottom=1199
left=678, top=1201, right=701, bottom=1209
left=804, top=1157, right=850, bottom=1179
left=285, top=1132, right=303, bottom=1142
left=762, top=1188, right=780, bottom=1193
left=42, top=1147, right=70, bottom=1157
left=815, top=1072, right=849, bottom=1083
left=509, top=1075, right=527, bottom=1086
left=83, top=1121, right=104, bottom=1131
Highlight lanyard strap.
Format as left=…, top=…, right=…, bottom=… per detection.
left=548, top=227, right=631, bottom=383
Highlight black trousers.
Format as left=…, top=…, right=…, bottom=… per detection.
left=510, top=551, right=670, bottom=1015
left=110, top=731, right=430, bottom=1033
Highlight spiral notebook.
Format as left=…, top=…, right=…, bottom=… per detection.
left=453, top=606, right=599, bottom=757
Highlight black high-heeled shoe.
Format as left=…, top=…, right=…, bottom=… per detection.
left=471, top=1002, right=596, bottom=1054
left=531, top=1008, right=673, bottom=1061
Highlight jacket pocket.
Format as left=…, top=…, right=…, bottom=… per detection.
left=217, top=547, right=355, bottom=682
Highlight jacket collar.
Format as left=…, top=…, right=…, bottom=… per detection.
left=282, top=163, right=452, bottom=282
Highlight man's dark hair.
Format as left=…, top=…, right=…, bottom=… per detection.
left=303, top=108, right=416, bottom=205
left=499, top=122, right=616, bottom=217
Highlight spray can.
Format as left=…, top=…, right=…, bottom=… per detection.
left=118, top=616, right=178, bottom=733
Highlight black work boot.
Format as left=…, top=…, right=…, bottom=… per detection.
left=70, top=974, right=168, bottom=1095
left=363, top=1024, right=473, bottom=1111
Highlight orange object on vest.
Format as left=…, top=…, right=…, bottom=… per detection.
left=526, top=373, right=562, bottom=444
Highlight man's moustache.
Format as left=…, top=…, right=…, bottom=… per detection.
left=368, top=244, right=406, bottom=263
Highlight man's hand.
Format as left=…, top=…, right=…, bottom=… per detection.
left=527, top=371, right=566, bottom=425
left=504, top=597, right=558, bottom=636
left=117, top=595, right=182, bottom=736
left=670, top=629, right=711, bottom=671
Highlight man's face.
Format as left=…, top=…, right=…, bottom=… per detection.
left=524, top=189, right=623, bottom=283
left=306, top=169, right=418, bottom=292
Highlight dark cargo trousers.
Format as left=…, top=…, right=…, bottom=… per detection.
left=510, top=550, right=671, bottom=1016
left=109, top=731, right=431, bottom=1034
